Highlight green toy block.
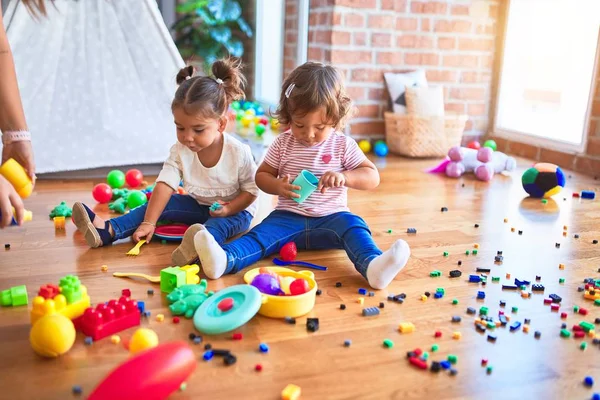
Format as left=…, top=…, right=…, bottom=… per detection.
left=59, top=275, right=82, bottom=304
left=383, top=339, right=394, bottom=348
left=436, top=288, right=445, bottom=294
left=452, top=298, right=458, bottom=305
left=573, top=306, right=579, bottom=312
left=512, top=306, right=518, bottom=313
left=443, top=251, right=449, bottom=257
left=160, top=267, right=187, bottom=293
left=559, top=278, right=565, bottom=284
left=465, top=250, right=470, bottom=255
left=1, top=285, right=28, bottom=306
left=580, top=342, right=587, bottom=350
left=486, top=321, right=495, bottom=330
left=492, top=277, right=500, bottom=282
left=431, top=344, right=439, bottom=352
left=560, top=329, right=571, bottom=338
left=479, top=306, right=488, bottom=316
left=421, top=351, right=429, bottom=360
left=472, top=249, right=478, bottom=255
left=430, top=270, right=442, bottom=277
left=447, top=354, right=457, bottom=364
left=594, top=299, right=600, bottom=306
left=579, top=321, right=594, bottom=332
left=520, top=285, right=527, bottom=290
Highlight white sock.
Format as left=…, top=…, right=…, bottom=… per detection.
left=194, top=231, right=227, bottom=279
left=366, top=239, right=410, bottom=289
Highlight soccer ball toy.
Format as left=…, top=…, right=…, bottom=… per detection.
left=521, top=163, right=565, bottom=198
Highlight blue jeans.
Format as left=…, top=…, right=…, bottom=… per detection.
left=109, top=194, right=252, bottom=245
left=222, top=210, right=382, bottom=279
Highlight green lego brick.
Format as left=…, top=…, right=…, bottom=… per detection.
left=383, top=339, right=394, bottom=348
left=447, top=354, right=457, bottom=364
left=436, top=288, right=445, bottom=294
left=422, top=351, right=429, bottom=360
left=59, top=275, right=82, bottom=304
left=160, top=267, right=187, bottom=294
left=430, top=270, right=442, bottom=277
left=431, top=344, right=439, bottom=352
left=479, top=306, right=488, bottom=316
left=512, top=306, right=518, bottom=313
left=472, top=249, right=478, bottom=255
left=594, top=299, right=600, bottom=306
left=579, top=321, right=594, bottom=332
left=443, top=252, right=449, bottom=257
left=520, top=285, right=527, bottom=290
left=492, top=277, right=500, bottom=282
left=1, top=285, right=28, bottom=306
left=465, top=250, right=470, bottom=255
left=559, top=278, right=565, bottom=284
left=573, top=306, right=579, bottom=312
left=452, top=298, right=458, bottom=305
left=486, top=321, right=496, bottom=329
left=580, top=342, right=587, bottom=350
left=560, top=329, right=571, bottom=338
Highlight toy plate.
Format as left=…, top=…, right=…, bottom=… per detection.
left=193, top=285, right=262, bottom=335
left=154, top=224, right=189, bottom=242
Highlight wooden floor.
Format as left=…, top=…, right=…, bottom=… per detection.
left=1, top=155, right=599, bottom=400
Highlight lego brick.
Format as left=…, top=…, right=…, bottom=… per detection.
left=430, top=270, right=442, bottom=277
left=160, top=267, right=187, bottom=293
left=466, top=307, right=476, bottom=315
left=30, top=285, right=90, bottom=325
left=487, top=334, right=497, bottom=342
left=398, top=322, right=415, bottom=333
left=409, top=357, right=427, bottom=369
left=306, top=318, right=319, bottom=332
left=581, top=190, right=595, bottom=199
left=514, top=278, right=530, bottom=286
left=362, top=307, right=380, bottom=317
left=406, top=228, right=417, bottom=234
left=358, top=288, right=367, bottom=295
left=59, top=275, right=83, bottom=304
left=476, top=268, right=490, bottom=273
left=549, top=294, right=562, bottom=303
left=502, top=285, right=518, bottom=290
left=494, top=256, right=503, bottom=263
left=477, top=291, right=485, bottom=299
left=38, top=284, right=60, bottom=300
left=580, top=321, right=595, bottom=332
left=479, top=306, right=488, bottom=316
left=500, top=314, right=509, bottom=325
left=1, top=285, right=28, bottom=307
left=430, top=361, right=441, bottom=372
left=574, top=331, right=585, bottom=339
left=509, top=321, right=522, bottom=331
left=469, top=275, right=481, bottom=283
left=434, top=292, right=444, bottom=299
left=447, top=354, right=457, bottom=364
left=73, top=296, right=140, bottom=341
left=449, top=270, right=462, bottom=278
left=532, top=284, right=545, bottom=292
left=383, top=339, right=394, bottom=348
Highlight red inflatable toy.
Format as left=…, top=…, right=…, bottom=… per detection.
left=92, top=183, right=113, bottom=204
left=88, top=341, right=196, bottom=400
left=466, top=141, right=481, bottom=150
left=125, top=169, right=144, bottom=188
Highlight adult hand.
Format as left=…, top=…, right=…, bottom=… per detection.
left=2, top=141, right=36, bottom=184
left=0, top=174, right=24, bottom=228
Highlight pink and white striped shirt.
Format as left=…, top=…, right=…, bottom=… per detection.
left=263, top=130, right=367, bottom=217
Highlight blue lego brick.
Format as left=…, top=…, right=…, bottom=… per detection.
left=469, top=275, right=481, bottom=283
left=440, top=360, right=451, bottom=369
left=477, top=291, right=486, bottom=299
left=358, top=288, right=367, bottom=295
left=514, top=278, right=530, bottom=286
left=434, top=292, right=444, bottom=299
left=137, top=301, right=145, bottom=314
left=581, top=190, right=596, bottom=199
left=362, top=307, right=380, bottom=317
left=203, top=350, right=214, bottom=361
left=509, top=321, right=522, bottom=331
left=259, top=343, right=269, bottom=353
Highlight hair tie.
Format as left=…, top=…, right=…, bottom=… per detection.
left=285, top=83, right=295, bottom=98
left=185, top=76, right=191, bottom=80
left=215, top=78, right=224, bottom=85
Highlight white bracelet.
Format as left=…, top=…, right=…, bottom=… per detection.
left=2, top=130, right=32, bottom=145
left=140, top=221, right=156, bottom=227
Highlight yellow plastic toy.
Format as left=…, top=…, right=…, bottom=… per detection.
left=129, top=328, right=159, bottom=354
left=30, top=286, right=91, bottom=325
left=30, top=314, right=76, bottom=357
left=0, top=158, right=33, bottom=198
left=358, top=140, right=371, bottom=154
left=243, top=267, right=317, bottom=318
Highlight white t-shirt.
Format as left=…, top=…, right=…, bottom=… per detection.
left=156, top=133, right=259, bottom=215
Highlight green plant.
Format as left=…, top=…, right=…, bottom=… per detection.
left=173, top=0, right=253, bottom=70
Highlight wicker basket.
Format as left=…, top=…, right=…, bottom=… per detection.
left=384, top=112, right=468, bottom=158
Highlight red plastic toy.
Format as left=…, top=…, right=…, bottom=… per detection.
left=232, top=333, right=243, bottom=340
left=88, top=341, right=196, bottom=400
left=73, top=296, right=140, bottom=341
left=289, top=278, right=309, bottom=296
left=125, top=169, right=144, bottom=188
left=122, top=289, right=131, bottom=297
left=218, top=297, right=234, bottom=312
left=92, top=183, right=113, bottom=204
left=280, top=242, right=297, bottom=262
left=38, top=284, right=60, bottom=299
left=466, top=141, right=481, bottom=150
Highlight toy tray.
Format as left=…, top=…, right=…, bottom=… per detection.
left=154, top=224, right=189, bottom=242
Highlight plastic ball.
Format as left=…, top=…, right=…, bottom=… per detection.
left=93, top=183, right=113, bottom=204
left=241, top=116, right=253, bottom=128
left=243, top=102, right=253, bottom=111
left=236, top=110, right=245, bottom=121
left=255, top=124, right=266, bottom=136
left=245, top=109, right=256, bottom=116
left=270, top=119, right=280, bottom=130
left=374, top=142, right=389, bottom=157
left=522, top=163, right=565, bottom=198
left=127, top=190, right=148, bottom=209
left=289, top=279, right=310, bottom=296
left=251, top=274, right=283, bottom=296
left=256, top=106, right=265, bottom=115
left=358, top=140, right=371, bottom=154
left=279, top=276, right=295, bottom=295
left=467, top=141, right=481, bottom=150
left=30, top=314, right=76, bottom=357
left=129, top=328, right=159, bottom=354
left=107, top=170, right=126, bottom=189
left=125, top=169, right=144, bottom=188
left=483, top=139, right=497, bottom=151
left=231, top=101, right=241, bottom=111
left=258, top=117, right=269, bottom=126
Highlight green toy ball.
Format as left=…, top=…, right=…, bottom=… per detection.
left=231, top=101, right=241, bottom=111
left=483, top=140, right=497, bottom=151
left=236, top=110, right=244, bottom=121
left=127, top=190, right=148, bottom=209
left=107, top=170, right=125, bottom=189
left=255, top=124, right=266, bottom=136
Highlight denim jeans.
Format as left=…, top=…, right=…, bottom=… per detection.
left=222, top=210, right=382, bottom=279
left=109, top=194, right=252, bottom=245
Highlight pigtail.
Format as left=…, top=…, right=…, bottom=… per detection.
left=212, top=58, right=246, bottom=105
left=176, top=65, right=196, bottom=85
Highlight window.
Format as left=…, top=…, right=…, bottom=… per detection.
left=495, top=0, right=600, bottom=152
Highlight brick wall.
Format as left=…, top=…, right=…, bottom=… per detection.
left=283, top=0, right=300, bottom=78
left=303, top=0, right=499, bottom=140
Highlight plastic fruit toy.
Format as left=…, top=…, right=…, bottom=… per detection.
left=30, top=314, right=76, bottom=357
left=251, top=274, right=283, bottom=296
left=290, top=278, right=310, bottom=296
left=280, top=242, right=297, bottom=262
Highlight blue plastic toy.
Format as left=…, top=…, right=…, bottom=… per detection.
left=374, top=141, right=388, bottom=157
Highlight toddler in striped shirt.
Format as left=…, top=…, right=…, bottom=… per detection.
left=195, top=62, right=410, bottom=289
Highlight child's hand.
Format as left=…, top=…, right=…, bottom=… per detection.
left=209, top=201, right=231, bottom=217
left=317, top=171, right=346, bottom=194
left=133, top=223, right=155, bottom=243
left=277, top=175, right=301, bottom=200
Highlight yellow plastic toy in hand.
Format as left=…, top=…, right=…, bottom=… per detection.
left=0, top=158, right=33, bottom=198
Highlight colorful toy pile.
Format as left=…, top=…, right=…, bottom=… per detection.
left=228, top=100, right=279, bottom=135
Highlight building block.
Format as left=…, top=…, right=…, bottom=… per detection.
left=581, top=190, right=595, bottom=199
left=53, top=216, right=66, bottom=230
left=281, top=384, right=301, bottom=400
left=580, top=321, right=595, bottom=332
left=398, top=322, right=415, bottom=333
left=0, top=285, right=28, bottom=306
left=358, top=288, right=367, bottom=295
left=362, top=307, right=380, bottom=316
left=73, top=296, right=140, bottom=341
left=179, top=264, right=200, bottom=285
left=430, top=270, right=441, bottom=277
left=30, top=288, right=90, bottom=325
left=59, top=275, right=83, bottom=304
left=38, top=284, right=60, bottom=299
left=160, top=267, right=187, bottom=293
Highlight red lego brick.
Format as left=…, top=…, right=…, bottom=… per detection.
left=74, top=296, right=140, bottom=341
left=544, top=298, right=552, bottom=305
left=481, top=359, right=488, bottom=366
left=578, top=308, right=588, bottom=316
left=232, top=333, right=243, bottom=340
left=409, top=357, right=427, bottom=369
left=561, top=312, right=567, bottom=319
left=573, top=192, right=580, bottom=198
left=173, top=317, right=180, bottom=324
left=122, top=289, right=131, bottom=297
left=434, top=331, right=442, bottom=338
left=573, top=325, right=584, bottom=332
left=574, top=331, right=585, bottom=339
left=414, top=348, right=423, bottom=356
left=38, top=284, right=60, bottom=299
left=551, top=304, right=560, bottom=311
left=498, top=310, right=504, bottom=315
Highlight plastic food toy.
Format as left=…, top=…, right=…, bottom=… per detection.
left=129, top=328, right=159, bottom=354
left=428, top=146, right=517, bottom=181
left=125, top=169, right=144, bottom=188
left=280, top=242, right=297, bottom=262
left=521, top=163, right=565, bottom=198
left=30, top=314, right=76, bottom=357
left=49, top=201, right=72, bottom=218
left=88, top=342, right=196, bottom=400
left=251, top=273, right=283, bottom=296
left=107, top=170, right=125, bottom=189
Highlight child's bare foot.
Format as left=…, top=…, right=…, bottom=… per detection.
left=171, top=223, right=206, bottom=266
left=366, top=239, right=410, bottom=289
left=194, top=230, right=226, bottom=279
left=73, top=202, right=114, bottom=248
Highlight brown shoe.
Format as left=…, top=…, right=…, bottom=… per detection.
left=171, top=224, right=206, bottom=265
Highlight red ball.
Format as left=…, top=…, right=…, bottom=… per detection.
left=258, top=117, right=269, bottom=126
left=125, top=169, right=144, bottom=188
left=172, top=317, right=180, bottom=324
left=289, top=278, right=309, bottom=296
left=255, top=364, right=263, bottom=372
left=467, top=141, right=481, bottom=150
left=280, top=242, right=297, bottom=262
left=92, top=183, right=113, bottom=203
left=145, top=192, right=152, bottom=201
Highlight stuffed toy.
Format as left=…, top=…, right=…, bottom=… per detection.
left=428, top=146, right=517, bottom=181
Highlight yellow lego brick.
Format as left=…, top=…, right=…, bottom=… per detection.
left=398, top=322, right=415, bottom=333
left=156, top=314, right=165, bottom=322
left=559, top=263, right=565, bottom=270
left=53, top=216, right=65, bottom=230
left=452, top=331, right=461, bottom=340
left=179, top=264, right=200, bottom=284
left=588, top=330, right=595, bottom=338
left=30, top=285, right=90, bottom=325
left=523, top=325, right=529, bottom=333
left=474, top=318, right=482, bottom=325
left=584, top=291, right=600, bottom=301
left=473, top=243, right=479, bottom=249
left=281, top=384, right=301, bottom=400
left=420, top=294, right=427, bottom=302
left=357, top=297, right=364, bottom=305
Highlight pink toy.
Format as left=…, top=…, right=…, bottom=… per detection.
left=125, top=169, right=144, bottom=188
left=428, top=146, right=516, bottom=181
left=88, top=341, right=196, bottom=400
left=92, top=183, right=113, bottom=203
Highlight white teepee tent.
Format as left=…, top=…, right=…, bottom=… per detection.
left=4, top=0, right=185, bottom=173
